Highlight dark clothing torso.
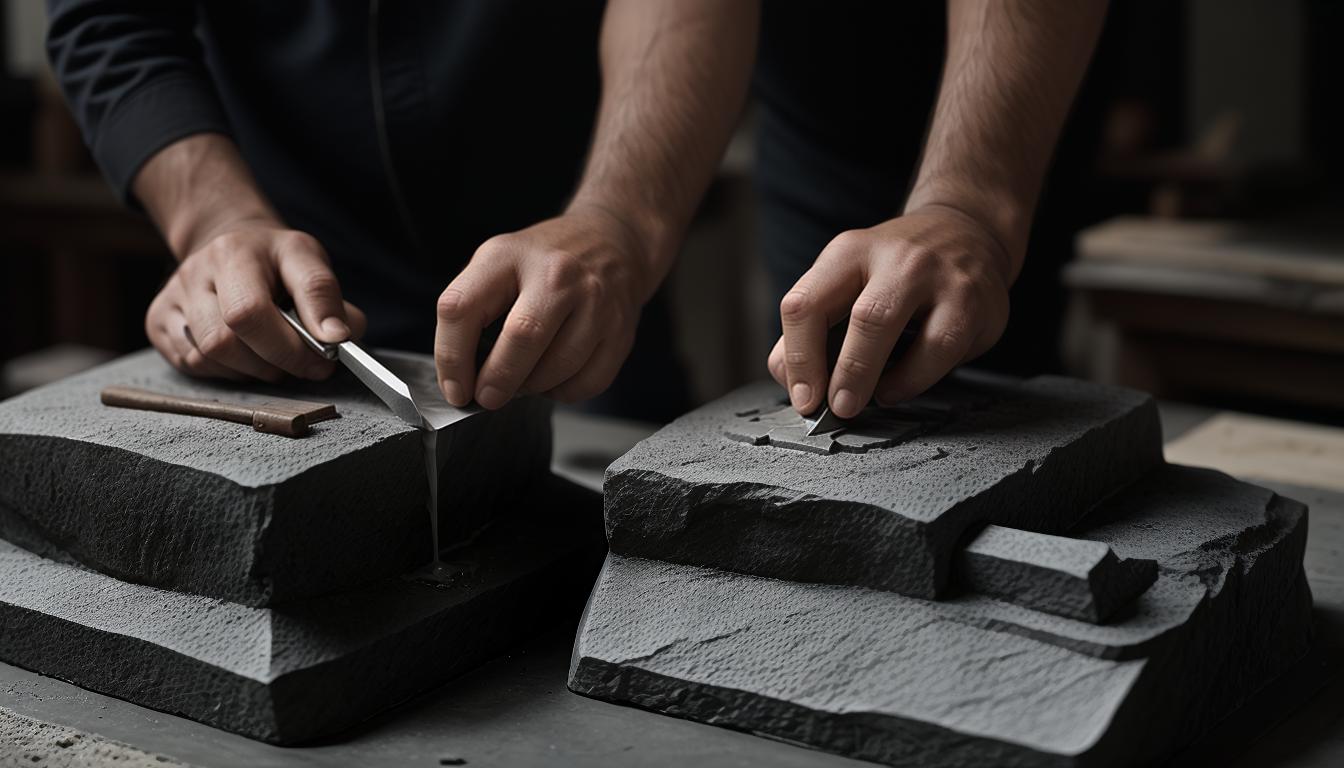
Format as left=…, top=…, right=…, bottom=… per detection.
left=48, top=0, right=604, bottom=350
left=752, top=0, right=946, bottom=308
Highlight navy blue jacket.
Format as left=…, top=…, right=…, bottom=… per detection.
left=47, top=0, right=604, bottom=348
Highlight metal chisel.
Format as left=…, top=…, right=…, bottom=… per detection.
left=804, top=322, right=920, bottom=436
left=281, top=309, right=478, bottom=431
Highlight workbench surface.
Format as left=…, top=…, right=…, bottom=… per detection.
left=1, top=404, right=1340, bottom=767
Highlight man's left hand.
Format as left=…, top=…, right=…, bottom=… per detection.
left=435, top=205, right=650, bottom=410
left=768, top=204, right=1013, bottom=418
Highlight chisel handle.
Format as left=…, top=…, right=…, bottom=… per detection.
left=99, top=386, right=308, bottom=437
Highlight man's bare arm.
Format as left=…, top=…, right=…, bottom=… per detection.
left=905, top=0, right=1108, bottom=273
left=569, top=0, right=760, bottom=280
left=772, top=0, right=1108, bottom=416
left=435, top=0, right=759, bottom=409
left=136, top=134, right=362, bottom=382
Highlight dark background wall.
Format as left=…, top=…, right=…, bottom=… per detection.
left=2, top=0, right=1341, bottom=423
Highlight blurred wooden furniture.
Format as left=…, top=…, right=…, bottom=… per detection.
left=1064, top=215, right=1344, bottom=410
left=0, top=172, right=169, bottom=362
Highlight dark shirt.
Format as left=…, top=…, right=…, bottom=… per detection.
left=752, top=0, right=945, bottom=305
left=46, top=0, right=604, bottom=349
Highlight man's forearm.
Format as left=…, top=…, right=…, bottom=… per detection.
left=568, top=0, right=759, bottom=297
left=905, top=0, right=1108, bottom=279
left=133, top=133, right=281, bottom=260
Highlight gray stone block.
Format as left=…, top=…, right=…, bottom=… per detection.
left=570, top=465, right=1313, bottom=767
left=956, top=524, right=1158, bottom=623
left=0, top=476, right=603, bottom=744
left=604, top=375, right=1163, bottom=598
left=0, top=349, right=552, bottom=607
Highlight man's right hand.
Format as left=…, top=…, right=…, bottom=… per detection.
left=145, top=218, right=366, bottom=382
left=133, top=135, right=364, bottom=382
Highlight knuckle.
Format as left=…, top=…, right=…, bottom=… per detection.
left=580, top=273, right=607, bottom=303
left=825, top=229, right=867, bottom=255
left=902, top=247, right=939, bottom=274
left=211, top=230, right=249, bottom=253
left=549, top=345, right=589, bottom=375
left=473, top=235, right=511, bottom=261
left=436, top=288, right=471, bottom=322
left=196, top=325, right=238, bottom=359
left=221, top=296, right=268, bottom=331
left=281, top=230, right=322, bottom=255
left=505, top=312, right=548, bottom=346
left=436, top=354, right=465, bottom=373
left=434, top=342, right=466, bottom=372
left=298, top=269, right=339, bottom=298
left=784, top=350, right=812, bottom=367
left=936, top=324, right=971, bottom=353
left=850, top=295, right=896, bottom=336
left=542, top=256, right=581, bottom=291
left=836, top=354, right=875, bottom=379
left=780, top=289, right=814, bottom=321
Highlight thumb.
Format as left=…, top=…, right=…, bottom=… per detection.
left=274, top=232, right=348, bottom=343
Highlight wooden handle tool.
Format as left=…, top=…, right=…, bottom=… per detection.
left=100, top=386, right=338, bottom=438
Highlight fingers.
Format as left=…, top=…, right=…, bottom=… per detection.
left=435, top=254, right=516, bottom=407
left=475, top=284, right=575, bottom=409
left=342, top=301, right=369, bottom=340
left=163, top=312, right=242, bottom=380
left=767, top=336, right=786, bottom=388
left=827, top=284, right=920, bottom=418
left=521, top=309, right=598, bottom=395
left=875, top=302, right=976, bottom=404
left=177, top=267, right=284, bottom=382
left=273, top=232, right=349, bottom=343
left=146, top=285, right=240, bottom=380
left=548, top=330, right=635, bottom=404
left=214, top=253, right=334, bottom=380
left=779, top=234, right=864, bottom=414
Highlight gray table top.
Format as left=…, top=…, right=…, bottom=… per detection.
left=1, top=403, right=1340, bottom=767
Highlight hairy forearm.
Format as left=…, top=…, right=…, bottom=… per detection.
left=133, top=133, right=281, bottom=260
left=569, top=0, right=759, bottom=294
left=905, top=0, right=1107, bottom=279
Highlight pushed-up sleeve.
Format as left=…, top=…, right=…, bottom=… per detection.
left=45, top=0, right=233, bottom=202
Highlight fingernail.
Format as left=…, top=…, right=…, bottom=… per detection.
left=790, top=382, right=812, bottom=410
left=320, top=317, right=349, bottom=340
left=477, top=385, right=506, bottom=410
left=441, top=378, right=466, bottom=406
left=832, top=388, right=860, bottom=418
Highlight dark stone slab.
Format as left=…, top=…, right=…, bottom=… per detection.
left=957, top=524, right=1158, bottom=623
left=0, top=476, right=603, bottom=745
left=0, top=350, right=551, bottom=607
left=570, top=466, right=1313, bottom=767
left=604, top=375, right=1162, bottom=598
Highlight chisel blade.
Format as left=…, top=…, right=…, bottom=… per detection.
left=805, top=405, right=846, bottom=436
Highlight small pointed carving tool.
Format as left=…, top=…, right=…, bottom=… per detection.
left=100, top=385, right=336, bottom=437
left=804, top=323, right=921, bottom=436
left=281, top=310, right=479, bottom=431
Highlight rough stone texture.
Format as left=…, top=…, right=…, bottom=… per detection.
left=0, top=349, right=551, bottom=606
left=0, top=476, right=603, bottom=745
left=570, top=465, right=1314, bottom=767
left=957, top=525, right=1158, bottom=623
left=604, top=374, right=1163, bottom=598
left=0, top=705, right=194, bottom=767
